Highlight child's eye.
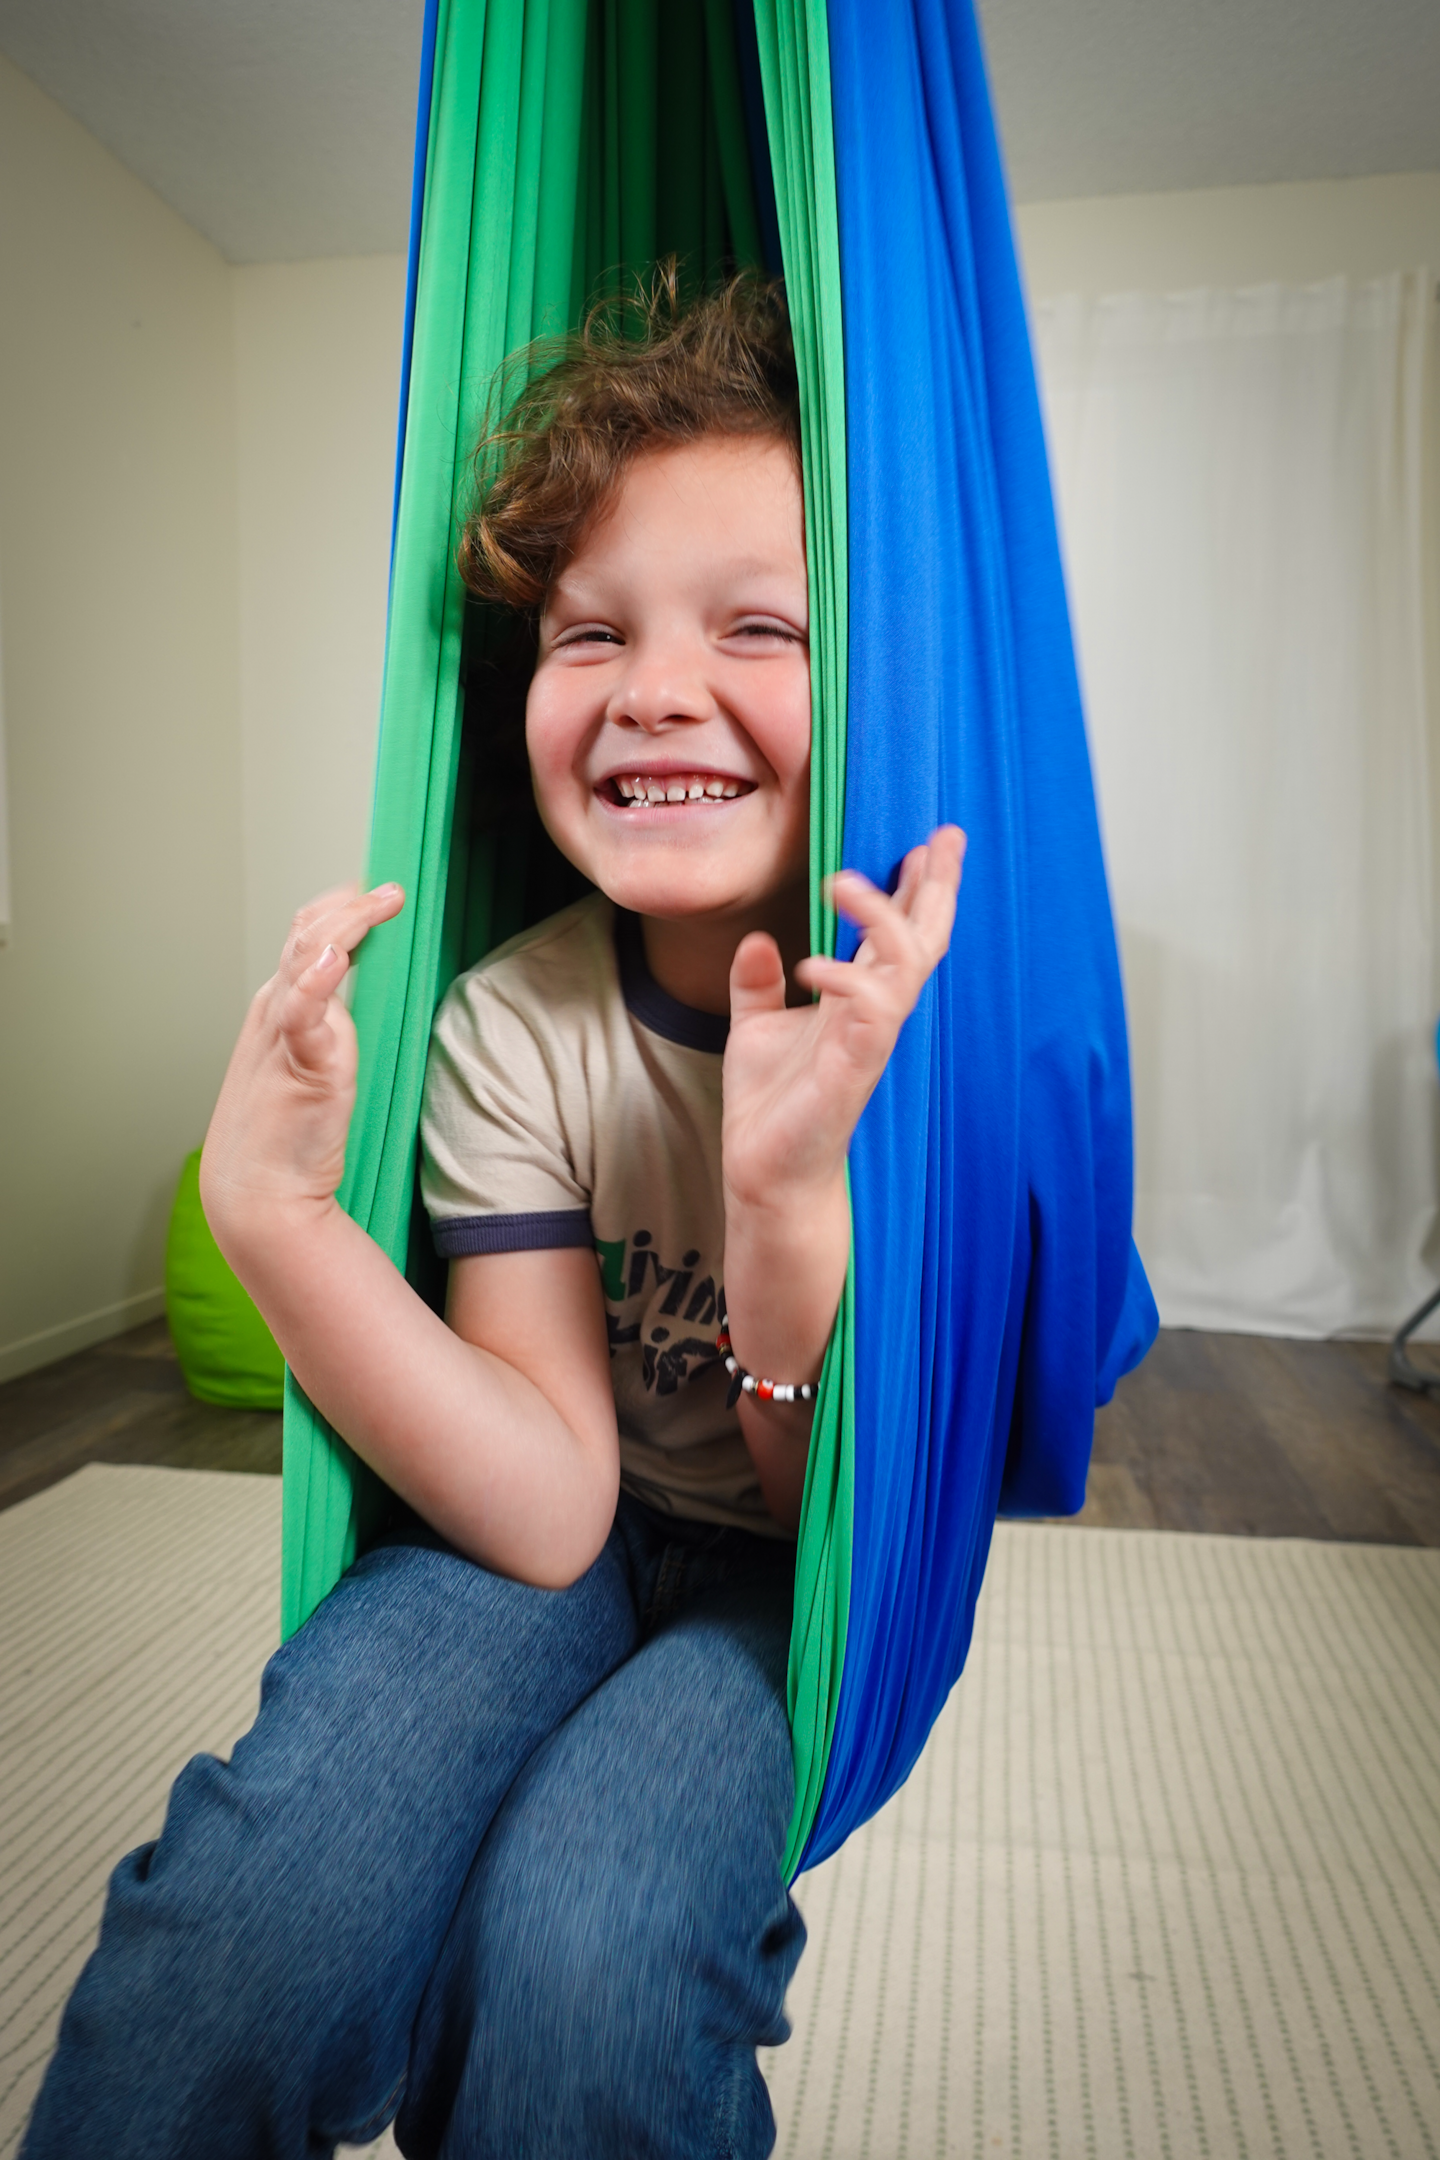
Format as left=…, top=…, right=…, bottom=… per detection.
left=730, top=620, right=805, bottom=644
left=557, top=626, right=623, bottom=650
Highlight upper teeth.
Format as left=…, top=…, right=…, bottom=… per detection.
left=614, top=775, right=742, bottom=803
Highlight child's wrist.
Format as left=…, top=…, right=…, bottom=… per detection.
left=202, top=1172, right=345, bottom=1280
left=722, top=1156, right=847, bottom=1222
left=721, top=1172, right=849, bottom=1288
left=719, top=1175, right=849, bottom=1394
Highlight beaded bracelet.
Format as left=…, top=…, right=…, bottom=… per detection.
left=715, top=1328, right=816, bottom=1409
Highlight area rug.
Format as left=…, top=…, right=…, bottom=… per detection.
left=2, top=1464, right=1437, bottom=2158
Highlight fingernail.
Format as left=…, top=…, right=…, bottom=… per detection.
left=374, top=882, right=402, bottom=900
left=319, top=944, right=339, bottom=968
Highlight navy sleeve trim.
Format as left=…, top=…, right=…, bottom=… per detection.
left=432, top=1209, right=595, bottom=1258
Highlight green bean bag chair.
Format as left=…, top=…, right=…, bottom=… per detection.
left=164, top=1149, right=285, bottom=1410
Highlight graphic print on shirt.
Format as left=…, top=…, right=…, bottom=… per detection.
left=595, top=1229, right=723, bottom=1398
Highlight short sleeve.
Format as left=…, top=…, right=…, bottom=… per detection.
left=420, top=966, right=593, bottom=1260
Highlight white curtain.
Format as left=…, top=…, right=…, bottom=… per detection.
left=1034, top=273, right=1437, bottom=1336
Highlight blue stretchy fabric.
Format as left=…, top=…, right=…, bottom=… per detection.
left=21, top=1499, right=802, bottom=2160
left=799, top=0, right=1157, bottom=1869
left=390, top=0, right=439, bottom=554
left=358, top=0, right=1156, bottom=1881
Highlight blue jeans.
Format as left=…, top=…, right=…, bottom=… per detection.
left=22, top=1494, right=804, bottom=2159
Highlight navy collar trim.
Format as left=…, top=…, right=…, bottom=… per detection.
left=614, top=910, right=730, bottom=1053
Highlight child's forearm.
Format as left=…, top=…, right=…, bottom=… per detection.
left=722, top=1170, right=850, bottom=1529
left=717, top=833, right=962, bottom=1529
left=215, top=1196, right=618, bottom=1587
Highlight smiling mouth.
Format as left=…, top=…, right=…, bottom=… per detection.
left=600, top=773, right=756, bottom=808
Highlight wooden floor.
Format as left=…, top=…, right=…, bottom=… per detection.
left=0, top=1320, right=282, bottom=1514
left=3, top=1317, right=1440, bottom=1543
left=1079, top=1326, right=1440, bottom=1543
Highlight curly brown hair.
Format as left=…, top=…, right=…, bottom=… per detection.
left=457, top=266, right=800, bottom=613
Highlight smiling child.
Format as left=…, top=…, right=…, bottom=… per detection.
left=22, top=274, right=962, bottom=2160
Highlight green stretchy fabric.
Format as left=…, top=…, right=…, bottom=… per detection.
left=749, top=0, right=852, bottom=1882
left=278, top=0, right=851, bottom=1871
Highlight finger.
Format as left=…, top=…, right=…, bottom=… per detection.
left=274, top=884, right=403, bottom=1068
left=824, top=825, right=965, bottom=966
left=281, top=884, right=364, bottom=970
left=825, top=870, right=922, bottom=973
left=313, top=881, right=403, bottom=955
left=297, top=939, right=349, bottom=993
left=829, top=861, right=954, bottom=983
left=927, top=824, right=966, bottom=882
left=274, top=942, right=350, bottom=1074
left=290, top=882, right=361, bottom=933
left=892, top=845, right=929, bottom=919
left=824, top=856, right=921, bottom=968
left=907, top=828, right=966, bottom=956
left=283, top=883, right=404, bottom=983
left=859, top=830, right=965, bottom=960
left=893, top=826, right=964, bottom=910
left=728, top=931, right=788, bottom=1021
left=793, top=953, right=869, bottom=999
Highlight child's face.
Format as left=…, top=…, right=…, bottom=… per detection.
left=527, top=434, right=810, bottom=927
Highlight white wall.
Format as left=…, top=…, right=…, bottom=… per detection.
left=0, top=54, right=246, bottom=1380
left=0, top=56, right=404, bottom=1382
left=1015, top=173, right=1440, bottom=299
left=233, top=258, right=405, bottom=991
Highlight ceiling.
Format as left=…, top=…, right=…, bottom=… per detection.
left=0, top=0, right=425, bottom=262
left=981, top=0, right=1440, bottom=204
left=0, top=0, right=1437, bottom=264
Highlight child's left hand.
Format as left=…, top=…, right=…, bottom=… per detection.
left=722, top=825, right=965, bottom=1210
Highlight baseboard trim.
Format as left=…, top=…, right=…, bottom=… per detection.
left=0, top=1289, right=167, bottom=1385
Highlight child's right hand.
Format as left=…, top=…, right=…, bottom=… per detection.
left=200, top=883, right=404, bottom=1255
left=196, top=877, right=618, bottom=1584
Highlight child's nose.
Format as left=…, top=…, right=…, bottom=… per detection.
left=606, top=647, right=711, bottom=734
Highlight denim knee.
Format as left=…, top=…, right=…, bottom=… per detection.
left=22, top=1529, right=643, bottom=2160
left=399, top=1590, right=804, bottom=2160
left=402, top=1827, right=803, bottom=2160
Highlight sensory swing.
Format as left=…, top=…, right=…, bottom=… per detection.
left=280, top=0, right=1158, bottom=1881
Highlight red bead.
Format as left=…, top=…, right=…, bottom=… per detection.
left=715, top=1331, right=730, bottom=1353
left=757, top=1378, right=774, bottom=1400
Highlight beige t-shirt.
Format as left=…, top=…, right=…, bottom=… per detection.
left=421, top=893, right=783, bottom=1536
